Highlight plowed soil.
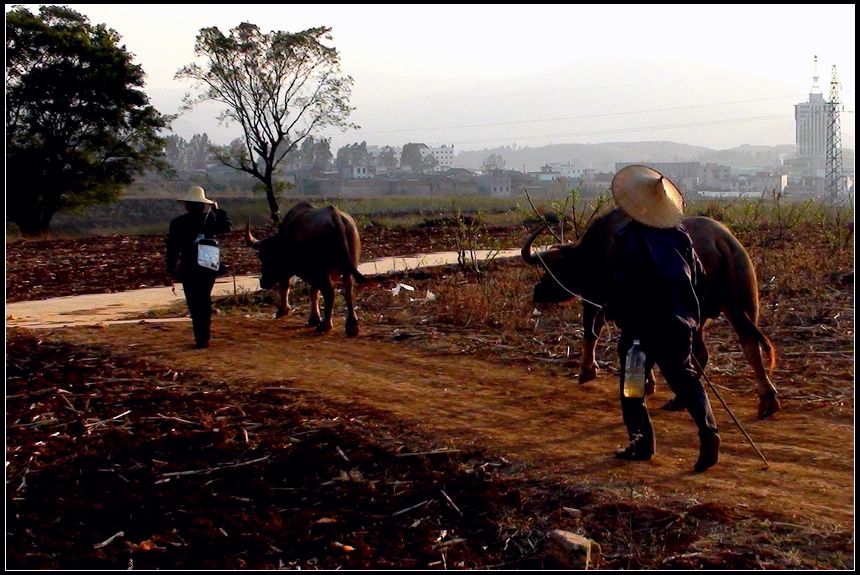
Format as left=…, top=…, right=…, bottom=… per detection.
left=5, top=225, right=855, bottom=570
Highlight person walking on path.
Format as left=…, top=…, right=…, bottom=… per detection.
left=604, top=165, right=720, bottom=473
left=165, top=186, right=232, bottom=349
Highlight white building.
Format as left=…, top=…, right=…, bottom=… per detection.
left=420, top=144, right=455, bottom=171
left=732, top=173, right=786, bottom=196
left=794, top=59, right=829, bottom=177
left=341, top=165, right=371, bottom=179
left=367, top=145, right=402, bottom=160
left=545, top=161, right=588, bottom=180
left=477, top=172, right=512, bottom=197
left=530, top=162, right=591, bottom=183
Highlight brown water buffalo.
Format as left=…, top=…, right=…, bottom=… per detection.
left=522, top=207, right=780, bottom=419
left=245, top=202, right=366, bottom=336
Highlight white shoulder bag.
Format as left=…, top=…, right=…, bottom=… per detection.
left=196, top=239, right=220, bottom=271
left=194, top=210, right=221, bottom=271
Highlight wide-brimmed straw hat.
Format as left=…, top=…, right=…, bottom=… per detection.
left=177, top=185, right=216, bottom=205
left=611, top=165, right=684, bottom=228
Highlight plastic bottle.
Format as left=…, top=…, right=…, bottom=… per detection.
left=623, top=340, right=647, bottom=398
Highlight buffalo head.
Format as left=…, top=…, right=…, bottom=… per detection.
left=245, top=220, right=280, bottom=290
left=521, top=225, right=588, bottom=305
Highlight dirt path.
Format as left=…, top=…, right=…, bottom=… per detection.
left=5, top=249, right=523, bottom=329
left=47, top=312, right=854, bottom=531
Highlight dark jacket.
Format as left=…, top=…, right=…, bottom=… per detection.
left=166, top=207, right=232, bottom=280
left=606, top=220, right=705, bottom=334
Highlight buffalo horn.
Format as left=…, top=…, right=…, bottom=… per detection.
left=245, top=219, right=262, bottom=249
left=521, top=224, right=548, bottom=265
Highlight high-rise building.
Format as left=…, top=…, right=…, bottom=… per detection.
left=794, top=56, right=828, bottom=176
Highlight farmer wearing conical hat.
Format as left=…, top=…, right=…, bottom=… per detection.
left=605, top=165, right=720, bottom=472
left=165, top=186, right=233, bottom=349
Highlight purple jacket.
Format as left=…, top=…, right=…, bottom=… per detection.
left=607, top=220, right=705, bottom=334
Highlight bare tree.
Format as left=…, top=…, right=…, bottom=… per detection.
left=176, top=23, right=357, bottom=223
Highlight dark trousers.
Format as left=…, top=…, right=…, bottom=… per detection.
left=182, top=271, right=217, bottom=345
left=618, top=326, right=718, bottom=453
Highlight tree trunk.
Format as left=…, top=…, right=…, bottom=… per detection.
left=14, top=212, right=52, bottom=237
left=264, top=178, right=281, bottom=225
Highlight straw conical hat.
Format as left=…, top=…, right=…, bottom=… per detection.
left=177, top=185, right=216, bottom=205
left=611, top=165, right=684, bottom=228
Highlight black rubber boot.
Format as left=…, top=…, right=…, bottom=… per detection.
left=694, top=432, right=720, bottom=472
left=615, top=434, right=654, bottom=461
left=661, top=395, right=686, bottom=411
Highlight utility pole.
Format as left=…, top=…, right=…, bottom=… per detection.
left=825, top=65, right=845, bottom=200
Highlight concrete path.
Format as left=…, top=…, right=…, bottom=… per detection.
left=6, top=249, right=524, bottom=329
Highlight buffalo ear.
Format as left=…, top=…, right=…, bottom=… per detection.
left=541, top=246, right=565, bottom=266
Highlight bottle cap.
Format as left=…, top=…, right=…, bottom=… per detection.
left=633, top=339, right=640, bottom=345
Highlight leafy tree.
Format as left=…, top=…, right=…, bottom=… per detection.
left=298, top=137, right=317, bottom=169
left=297, top=136, right=332, bottom=174
left=401, top=142, right=432, bottom=172
left=482, top=153, right=506, bottom=171
left=176, top=23, right=357, bottom=224
left=335, top=141, right=371, bottom=170
left=164, top=133, right=213, bottom=172
left=187, top=133, right=212, bottom=171
left=378, top=146, right=399, bottom=170
left=335, top=144, right=353, bottom=170
left=355, top=141, right=371, bottom=166
left=6, top=5, right=169, bottom=236
left=164, top=136, right=183, bottom=169
left=311, top=139, right=333, bottom=173
left=423, top=153, right=439, bottom=172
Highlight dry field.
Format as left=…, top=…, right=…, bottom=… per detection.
left=5, top=215, right=855, bottom=569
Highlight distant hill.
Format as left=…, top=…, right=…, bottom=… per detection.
left=453, top=141, right=819, bottom=173
left=698, top=144, right=800, bottom=170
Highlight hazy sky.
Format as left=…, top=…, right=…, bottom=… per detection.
left=15, top=4, right=857, bottom=152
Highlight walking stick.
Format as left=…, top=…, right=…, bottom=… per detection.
left=692, top=356, right=769, bottom=469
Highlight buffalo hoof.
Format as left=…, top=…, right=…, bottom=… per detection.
left=307, top=316, right=322, bottom=327
left=757, top=391, right=781, bottom=419
left=578, top=366, right=598, bottom=384
left=315, top=322, right=333, bottom=333
left=274, top=306, right=291, bottom=319
left=346, top=320, right=359, bottom=337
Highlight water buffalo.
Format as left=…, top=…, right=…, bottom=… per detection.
left=522, top=207, right=780, bottom=419
left=245, top=202, right=366, bottom=336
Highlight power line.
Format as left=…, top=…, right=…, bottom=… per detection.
left=439, top=113, right=794, bottom=147
left=323, top=94, right=805, bottom=138
left=384, top=80, right=634, bottom=105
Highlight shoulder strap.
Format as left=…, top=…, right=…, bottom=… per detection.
left=195, top=209, right=212, bottom=238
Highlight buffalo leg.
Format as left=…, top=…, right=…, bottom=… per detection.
left=582, top=304, right=656, bottom=391
left=307, top=287, right=322, bottom=327
left=342, top=274, right=359, bottom=337
left=744, top=340, right=780, bottom=419
left=316, top=280, right=335, bottom=333
left=580, top=304, right=602, bottom=383
left=726, top=311, right=780, bottom=419
left=275, top=280, right=292, bottom=318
